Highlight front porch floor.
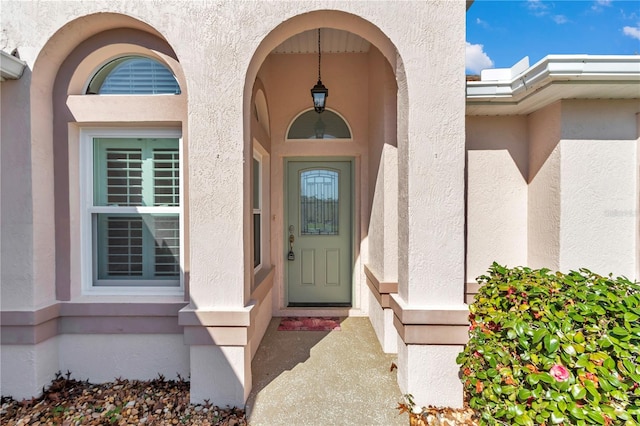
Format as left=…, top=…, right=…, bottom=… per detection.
left=246, top=317, right=405, bottom=425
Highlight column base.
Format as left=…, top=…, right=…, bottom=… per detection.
left=189, top=345, right=251, bottom=406
left=397, top=341, right=464, bottom=408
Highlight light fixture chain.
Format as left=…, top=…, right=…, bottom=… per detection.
left=317, top=28, right=321, bottom=81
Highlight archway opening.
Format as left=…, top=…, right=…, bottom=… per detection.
left=244, top=11, right=403, bottom=335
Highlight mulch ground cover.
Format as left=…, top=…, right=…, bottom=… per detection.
left=0, top=372, right=247, bottom=426
left=1, top=372, right=478, bottom=425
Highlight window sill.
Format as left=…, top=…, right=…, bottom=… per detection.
left=74, top=292, right=185, bottom=304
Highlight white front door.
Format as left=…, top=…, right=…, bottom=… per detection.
left=286, top=160, right=352, bottom=306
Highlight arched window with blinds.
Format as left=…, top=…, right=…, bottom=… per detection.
left=86, top=56, right=181, bottom=95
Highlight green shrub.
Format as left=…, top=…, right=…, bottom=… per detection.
left=457, top=263, right=640, bottom=426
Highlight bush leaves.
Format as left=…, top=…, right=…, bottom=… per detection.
left=457, top=264, right=640, bottom=426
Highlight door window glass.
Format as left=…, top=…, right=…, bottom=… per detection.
left=300, top=169, right=339, bottom=235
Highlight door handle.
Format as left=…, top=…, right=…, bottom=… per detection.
left=288, top=227, right=295, bottom=261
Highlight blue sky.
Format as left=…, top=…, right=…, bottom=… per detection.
left=466, top=0, right=640, bottom=74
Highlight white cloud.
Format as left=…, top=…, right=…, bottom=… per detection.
left=527, top=1, right=569, bottom=24
left=476, top=18, right=490, bottom=29
left=466, top=42, right=494, bottom=74
left=527, top=0, right=549, bottom=17
left=592, top=0, right=612, bottom=12
left=552, top=15, right=568, bottom=24
left=623, top=25, right=640, bottom=40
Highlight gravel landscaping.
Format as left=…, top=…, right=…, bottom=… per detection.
left=1, top=372, right=478, bottom=425
left=1, top=372, right=247, bottom=426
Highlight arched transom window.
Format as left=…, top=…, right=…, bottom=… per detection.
left=87, top=56, right=181, bottom=95
left=287, top=110, right=352, bottom=140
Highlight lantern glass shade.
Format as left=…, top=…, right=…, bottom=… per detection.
left=311, top=80, right=328, bottom=113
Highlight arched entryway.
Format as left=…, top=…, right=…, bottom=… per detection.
left=242, top=7, right=409, bottom=409
left=243, top=4, right=468, bottom=409
left=244, top=9, right=403, bottom=315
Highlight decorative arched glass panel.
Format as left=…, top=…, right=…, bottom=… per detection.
left=87, top=56, right=181, bottom=95
left=300, top=169, right=339, bottom=235
left=287, top=110, right=351, bottom=140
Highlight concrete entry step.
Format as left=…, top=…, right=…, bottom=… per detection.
left=246, top=317, right=406, bottom=426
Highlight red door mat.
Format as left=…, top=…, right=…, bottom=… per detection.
left=277, top=317, right=342, bottom=331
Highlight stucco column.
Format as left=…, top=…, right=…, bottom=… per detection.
left=181, top=43, right=251, bottom=403
left=392, top=1, right=467, bottom=408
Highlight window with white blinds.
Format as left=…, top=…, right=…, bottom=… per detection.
left=87, top=136, right=181, bottom=288
left=86, top=56, right=181, bottom=95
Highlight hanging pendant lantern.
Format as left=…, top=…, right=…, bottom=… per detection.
left=310, top=28, right=328, bottom=113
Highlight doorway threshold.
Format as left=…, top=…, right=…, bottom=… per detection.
left=288, top=302, right=352, bottom=307
left=276, top=306, right=356, bottom=318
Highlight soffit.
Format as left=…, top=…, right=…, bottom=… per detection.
left=272, top=29, right=370, bottom=54
left=466, top=55, right=640, bottom=116
left=466, top=81, right=639, bottom=115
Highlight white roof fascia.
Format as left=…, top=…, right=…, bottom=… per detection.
left=467, top=55, right=640, bottom=101
left=1, top=50, right=27, bottom=81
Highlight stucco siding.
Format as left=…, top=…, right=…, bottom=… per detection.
left=58, top=334, right=189, bottom=383
left=559, top=100, right=639, bottom=278
left=397, top=0, right=466, bottom=306
left=560, top=139, right=637, bottom=276
left=0, top=337, right=59, bottom=400
left=1, top=74, right=35, bottom=310
left=466, top=116, right=528, bottom=281
left=528, top=102, right=562, bottom=270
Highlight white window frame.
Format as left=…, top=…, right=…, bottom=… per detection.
left=80, top=128, right=184, bottom=296
left=253, top=150, right=263, bottom=273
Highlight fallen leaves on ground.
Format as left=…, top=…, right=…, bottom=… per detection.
left=410, top=406, right=479, bottom=425
left=398, top=395, right=479, bottom=426
left=0, top=372, right=246, bottom=426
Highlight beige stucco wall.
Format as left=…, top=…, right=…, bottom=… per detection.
left=396, top=1, right=467, bottom=308
left=526, top=100, right=640, bottom=277
left=0, top=338, right=59, bottom=400
left=58, top=334, right=190, bottom=382
left=471, top=99, right=639, bottom=280
left=365, top=46, right=398, bottom=352
left=528, top=102, right=562, bottom=270
left=466, top=116, right=528, bottom=282
left=367, top=46, right=398, bottom=281
left=1, top=69, right=35, bottom=310
left=559, top=100, right=638, bottom=278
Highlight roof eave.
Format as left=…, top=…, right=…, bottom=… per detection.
left=1, top=50, right=27, bottom=82
left=466, top=55, right=640, bottom=114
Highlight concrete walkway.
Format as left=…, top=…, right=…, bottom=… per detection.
left=246, top=317, right=406, bottom=426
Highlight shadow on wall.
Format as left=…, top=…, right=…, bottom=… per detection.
left=465, top=115, right=529, bottom=182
